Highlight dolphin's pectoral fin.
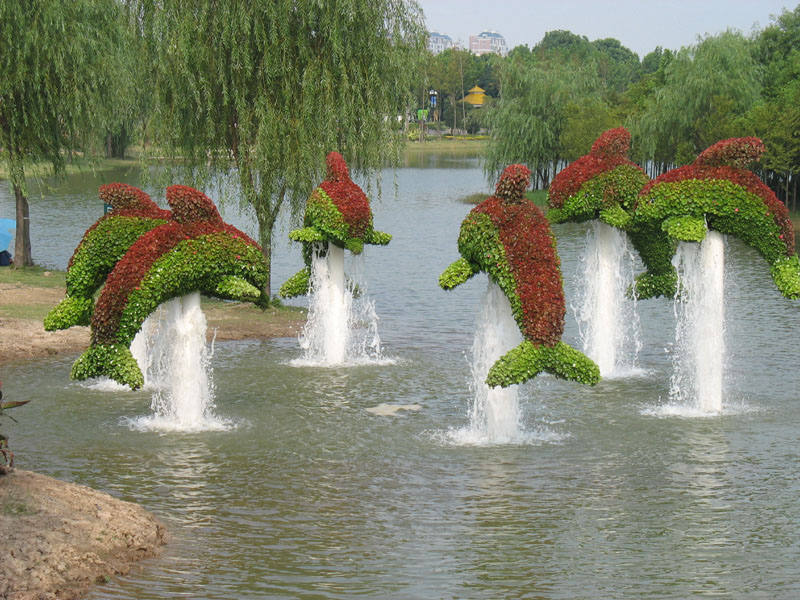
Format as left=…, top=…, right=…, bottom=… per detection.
left=289, top=227, right=325, bottom=243
left=662, top=216, right=707, bottom=242
left=629, top=271, right=679, bottom=300
left=44, top=296, right=94, bottom=331
left=213, top=276, right=261, bottom=302
left=279, top=267, right=311, bottom=298
left=364, top=229, right=392, bottom=246
left=599, top=205, right=632, bottom=229
left=439, top=258, right=479, bottom=290
left=486, top=341, right=600, bottom=388
left=771, top=255, right=800, bottom=299
left=71, top=343, right=144, bottom=390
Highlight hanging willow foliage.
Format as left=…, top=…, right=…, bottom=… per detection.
left=141, top=0, right=426, bottom=296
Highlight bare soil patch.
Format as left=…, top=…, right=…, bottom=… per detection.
left=0, top=470, right=167, bottom=600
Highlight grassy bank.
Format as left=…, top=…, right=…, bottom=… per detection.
left=403, top=137, right=487, bottom=155
left=0, top=156, right=141, bottom=181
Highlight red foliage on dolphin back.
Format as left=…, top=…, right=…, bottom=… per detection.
left=167, top=185, right=222, bottom=224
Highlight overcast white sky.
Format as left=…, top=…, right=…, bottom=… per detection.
left=418, top=0, right=795, bottom=58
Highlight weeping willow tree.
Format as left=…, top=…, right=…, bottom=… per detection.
left=629, top=30, right=761, bottom=167
left=484, top=53, right=600, bottom=189
left=142, top=0, right=426, bottom=297
left=0, top=1, right=124, bottom=267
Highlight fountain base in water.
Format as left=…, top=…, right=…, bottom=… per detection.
left=446, top=280, right=561, bottom=446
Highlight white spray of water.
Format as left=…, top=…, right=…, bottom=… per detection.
left=575, top=221, right=642, bottom=378
left=129, top=292, right=230, bottom=432
left=447, top=280, right=533, bottom=445
left=669, top=230, right=725, bottom=413
left=293, top=243, right=387, bottom=367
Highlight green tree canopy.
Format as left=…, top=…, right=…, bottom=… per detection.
left=0, top=0, right=124, bottom=266
left=484, top=53, right=601, bottom=187
left=630, top=31, right=761, bottom=165
left=142, top=0, right=426, bottom=296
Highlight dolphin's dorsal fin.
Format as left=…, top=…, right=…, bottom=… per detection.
left=166, top=185, right=222, bottom=224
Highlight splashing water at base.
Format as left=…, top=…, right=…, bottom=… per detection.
left=446, top=280, right=555, bottom=446
left=129, top=292, right=231, bottom=432
left=575, top=221, right=642, bottom=378
left=669, top=230, right=725, bottom=413
left=292, top=243, right=388, bottom=367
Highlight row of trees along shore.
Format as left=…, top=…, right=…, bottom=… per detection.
left=2, top=1, right=799, bottom=295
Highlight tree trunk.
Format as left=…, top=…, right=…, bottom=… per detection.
left=13, top=183, right=33, bottom=267
left=257, top=217, right=273, bottom=299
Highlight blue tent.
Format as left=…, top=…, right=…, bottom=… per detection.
left=0, top=219, right=15, bottom=253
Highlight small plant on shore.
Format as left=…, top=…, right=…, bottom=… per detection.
left=0, top=382, right=30, bottom=474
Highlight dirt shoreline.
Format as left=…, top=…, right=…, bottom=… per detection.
left=0, top=281, right=306, bottom=599
left=0, top=470, right=168, bottom=600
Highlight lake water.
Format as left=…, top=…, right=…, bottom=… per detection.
left=2, top=158, right=800, bottom=599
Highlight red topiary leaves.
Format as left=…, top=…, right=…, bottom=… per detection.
left=494, top=164, right=532, bottom=201
left=694, top=137, right=765, bottom=170
left=318, top=152, right=372, bottom=238
left=167, top=185, right=223, bottom=224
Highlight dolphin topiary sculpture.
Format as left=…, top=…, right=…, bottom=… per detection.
left=439, top=164, right=600, bottom=388
left=70, top=185, right=270, bottom=390
left=546, top=127, right=678, bottom=299
left=279, top=152, right=391, bottom=298
left=634, top=137, right=800, bottom=299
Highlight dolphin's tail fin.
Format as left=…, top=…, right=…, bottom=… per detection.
left=44, top=296, right=94, bottom=331
left=486, top=341, right=600, bottom=388
left=70, top=343, right=144, bottom=390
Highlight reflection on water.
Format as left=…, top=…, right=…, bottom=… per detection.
left=3, top=164, right=800, bottom=598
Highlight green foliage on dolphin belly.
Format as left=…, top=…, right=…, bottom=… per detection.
left=305, top=188, right=353, bottom=247
left=661, top=216, right=708, bottom=242
left=115, top=233, right=268, bottom=346
left=638, top=178, right=790, bottom=264
left=66, top=217, right=168, bottom=297
left=456, top=212, right=523, bottom=324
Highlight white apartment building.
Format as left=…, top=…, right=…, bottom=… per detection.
left=427, top=31, right=456, bottom=55
left=468, top=30, right=508, bottom=56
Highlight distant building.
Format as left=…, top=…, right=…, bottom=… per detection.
left=469, top=30, right=508, bottom=56
left=427, top=31, right=455, bottom=55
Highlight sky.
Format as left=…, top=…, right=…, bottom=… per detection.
left=418, top=0, right=795, bottom=58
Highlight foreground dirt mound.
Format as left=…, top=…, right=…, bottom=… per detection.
left=0, top=470, right=167, bottom=600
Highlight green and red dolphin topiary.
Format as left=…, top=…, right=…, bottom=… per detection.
left=634, top=137, right=800, bottom=299
left=279, top=152, right=391, bottom=298
left=440, top=164, right=601, bottom=388
left=59, top=185, right=269, bottom=390
left=547, top=129, right=800, bottom=300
